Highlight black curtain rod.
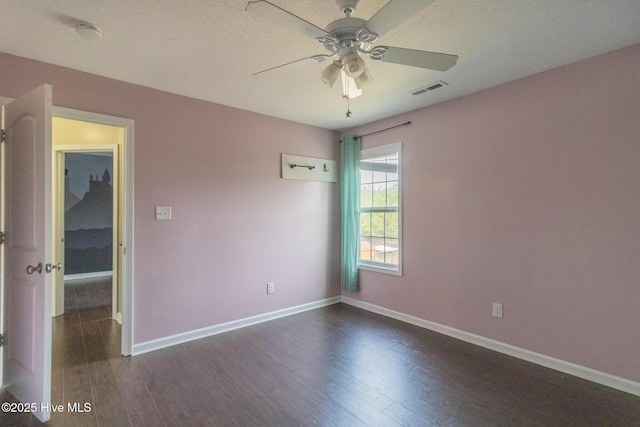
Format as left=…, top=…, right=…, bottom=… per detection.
left=339, top=121, right=411, bottom=142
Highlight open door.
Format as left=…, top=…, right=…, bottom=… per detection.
left=2, top=84, right=54, bottom=422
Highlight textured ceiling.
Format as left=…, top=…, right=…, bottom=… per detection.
left=1, top=0, right=639, bottom=131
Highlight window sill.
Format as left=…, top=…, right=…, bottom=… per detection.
left=358, top=262, right=403, bottom=277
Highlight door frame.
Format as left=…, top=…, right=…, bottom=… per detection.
left=0, top=95, right=10, bottom=386
left=53, top=145, right=120, bottom=321
left=52, top=107, right=134, bottom=355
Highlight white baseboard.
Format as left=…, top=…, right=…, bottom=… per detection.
left=133, top=296, right=341, bottom=355
left=130, top=292, right=639, bottom=397
left=341, top=296, right=640, bottom=397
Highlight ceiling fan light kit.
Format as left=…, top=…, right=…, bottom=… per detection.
left=246, top=0, right=458, bottom=116
left=354, top=68, right=373, bottom=89
left=343, top=52, right=365, bottom=78
left=321, top=62, right=342, bottom=87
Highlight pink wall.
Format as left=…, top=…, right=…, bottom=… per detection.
left=342, top=43, right=640, bottom=382
left=0, top=53, right=341, bottom=343
left=2, top=42, right=639, bottom=383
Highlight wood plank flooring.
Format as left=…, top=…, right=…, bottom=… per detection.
left=2, top=303, right=639, bottom=426
left=64, top=276, right=112, bottom=313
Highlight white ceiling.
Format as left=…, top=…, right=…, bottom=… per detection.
left=2, top=1, right=639, bottom=131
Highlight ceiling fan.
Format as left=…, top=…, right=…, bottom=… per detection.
left=246, top=0, right=458, bottom=100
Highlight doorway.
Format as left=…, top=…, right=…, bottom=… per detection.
left=1, top=88, right=133, bottom=422
left=51, top=107, right=133, bottom=356
left=54, top=149, right=118, bottom=319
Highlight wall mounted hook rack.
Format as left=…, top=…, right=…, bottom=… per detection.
left=282, top=154, right=336, bottom=183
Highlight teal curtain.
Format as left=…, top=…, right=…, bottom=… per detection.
left=341, top=135, right=361, bottom=293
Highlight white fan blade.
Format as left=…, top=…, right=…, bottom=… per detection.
left=253, top=56, right=318, bottom=77
left=378, top=46, right=458, bottom=71
left=246, top=1, right=330, bottom=39
left=363, top=0, right=436, bottom=38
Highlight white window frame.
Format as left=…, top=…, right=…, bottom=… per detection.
left=358, top=142, right=402, bottom=276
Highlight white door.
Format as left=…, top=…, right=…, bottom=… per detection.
left=3, top=84, right=53, bottom=422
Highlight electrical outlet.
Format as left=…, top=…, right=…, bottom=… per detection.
left=492, top=303, right=503, bottom=318
left=267, top=282, right=274, bottom=294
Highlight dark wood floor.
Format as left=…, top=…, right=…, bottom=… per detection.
left=2, top=303, right=639, bottom=426
left=64, top=276, right=112, bottom=313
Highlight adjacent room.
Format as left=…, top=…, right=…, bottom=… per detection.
left=1, top=1, right=639, bottom=425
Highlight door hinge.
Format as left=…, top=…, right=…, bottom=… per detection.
left=0, top=231, right=5, bottom=245
left=0, top=334, right=4, bottom=347
left=1, top=129, right=5, bottom=142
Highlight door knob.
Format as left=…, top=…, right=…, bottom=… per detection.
left=26, top=263, right=43, bottom=274
left=45, top=262, right=62, bottom=273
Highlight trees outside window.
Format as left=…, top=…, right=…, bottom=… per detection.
left=359, top=142, right=402, bottom=275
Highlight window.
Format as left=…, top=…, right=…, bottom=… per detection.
left=358, top=142, right=402, bottom=275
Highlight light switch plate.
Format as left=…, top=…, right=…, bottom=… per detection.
left=155, top=206, right=172, bottom=220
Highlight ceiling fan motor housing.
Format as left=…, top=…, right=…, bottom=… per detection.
left=325, top=17, right=367, bottom=43
left=324, top=17, right=370, bottom=56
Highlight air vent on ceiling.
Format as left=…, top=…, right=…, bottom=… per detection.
left=410, top=80, right=448, bottom=96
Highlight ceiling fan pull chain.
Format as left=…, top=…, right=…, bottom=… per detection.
left=345, top=81, right=352, bottom=118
